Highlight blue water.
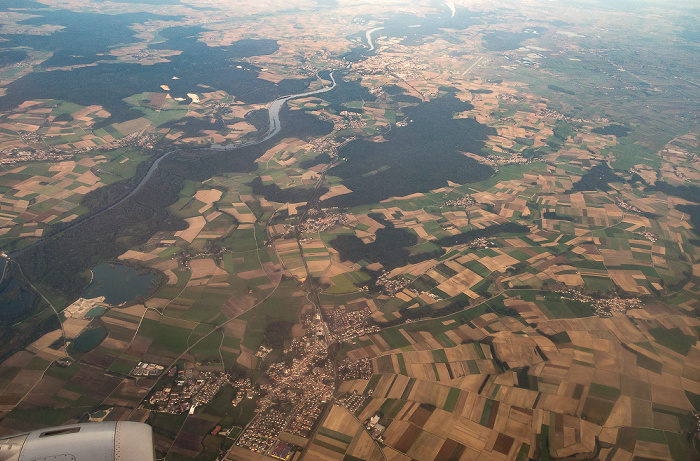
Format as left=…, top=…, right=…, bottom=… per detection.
left=83, top=263, right=157, bottom=305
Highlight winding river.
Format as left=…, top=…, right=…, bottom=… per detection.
left=365, top=27, right=384, bottom=52
left=8, top=72, right=337, bottom=258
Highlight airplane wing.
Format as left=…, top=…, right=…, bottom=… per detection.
left=0, top=421, right=154, bottom=461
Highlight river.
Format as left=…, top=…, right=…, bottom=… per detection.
left=365, top=27, right=384, bottom=51
left=8, top=72, right=337, bottom=258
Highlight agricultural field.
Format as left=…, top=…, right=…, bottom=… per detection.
left=337, top=293, right=700, bottom=460
left=0, top=0, right=699, bottom=460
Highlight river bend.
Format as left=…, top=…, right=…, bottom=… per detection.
left=9, top=72, right=337, bottom=257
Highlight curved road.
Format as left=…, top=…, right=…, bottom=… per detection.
left=9, top=72, right=337, bottom=258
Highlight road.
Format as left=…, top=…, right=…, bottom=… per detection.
left=288, top=145, right=346, bottom=460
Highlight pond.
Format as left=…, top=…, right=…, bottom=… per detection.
left=71, top=326, right=107, bottom=353
left=83, top=263, right=158, bottom=306
left=0, top=278, right=32, bottom=316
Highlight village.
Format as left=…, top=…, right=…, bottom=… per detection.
left=557, top=288, right=644, bottom=317
left=325, top=303, right=382, bottom=343
left=334, top=110, right=367, bottom=131
left=0, top=132, right=159, bottom=165
left=375, top=273, right=412, bottom=296
left=306, top=135, right=348, bottom=159
left=235, top=313, right=335, bottom=454
left=298, top=209, right=348, bottom=234
left=0, top=147, right=73, bottom=165
left=336, top=390, right=369, bottom=414
left=147, top=368, right=231, bottom=414
left=616, top=199, right=645, bottom=214
left=444, top=194, right=476, bottom=208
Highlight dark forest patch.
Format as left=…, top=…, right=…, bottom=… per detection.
left=592, top=124, right=631, bottom=137
left=323, top=90, right=494, bottom=207
left=570, top=162, right=621, bottom=192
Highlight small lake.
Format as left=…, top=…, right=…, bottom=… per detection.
left=0, top=278, right=32, bottom=316
left=83, top=263, right=158, bottom=305
left=72, top=326, right=107, bottom=353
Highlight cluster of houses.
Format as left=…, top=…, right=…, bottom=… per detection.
left=375, top=273, right=412, bottom=295
left=558, top=288, right=643, bottom=317
left=148, top=369, right=230, bottom=414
